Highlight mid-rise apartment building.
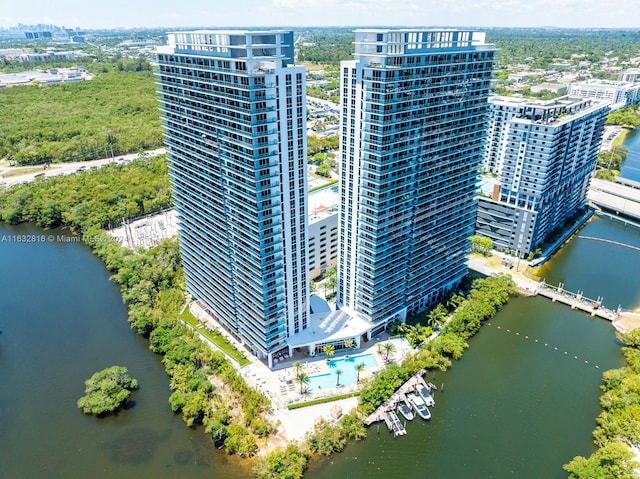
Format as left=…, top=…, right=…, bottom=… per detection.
left=569, top=79, right=640, bottom=111
left=477, top=96, right=609, bottom=255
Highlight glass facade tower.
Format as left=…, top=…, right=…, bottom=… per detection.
left=338, top=29, right=495, bottom=326
left=156, top=30, right=308, bottom=365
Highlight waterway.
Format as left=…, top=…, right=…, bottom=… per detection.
left=536, top=215, right=640, bottom=310
left=620, top=127, right=640, bottom=182
left=0, top=222, right=246, bottom=479
left=306, top=215, right=639, bottom=479
left=1, top=215, right=638, bottom=478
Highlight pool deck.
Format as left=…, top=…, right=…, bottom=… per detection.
left=188, top=301, right=414, bottom=441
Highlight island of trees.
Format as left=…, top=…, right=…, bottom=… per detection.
left=77, top=366, right=138, bottom=415
left=2, top=26, right=640, bottom=478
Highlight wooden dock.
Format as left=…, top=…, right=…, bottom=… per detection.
left=364, top=371, right=435, bottom=435
left=535, top=281, right=618, bottom=321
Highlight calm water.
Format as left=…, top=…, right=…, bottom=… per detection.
left=306, top=215, right=639, bottom=479
left=536, top=216, right=640, bottom=310
left=1, top=216, right=637, bottom=479
left=620, top=128, right=640, bottom=182
left=0, top=223, right=246, bottom=479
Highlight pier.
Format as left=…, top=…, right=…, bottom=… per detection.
left=535, top=281, right=618, bottom=321
left=577, top=235, right=640, bottom=253
left=364, top=371, right=434, bottom=436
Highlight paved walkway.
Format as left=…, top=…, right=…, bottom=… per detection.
left=188, top=301, right=410, bottom=440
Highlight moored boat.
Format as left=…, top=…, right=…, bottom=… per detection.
left=396, top=400, right=414, bottom=421
left=416, top=382, right=435, bottom=407
left=407, top=392, right=431, bottom=420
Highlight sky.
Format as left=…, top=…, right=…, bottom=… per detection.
left=0, top=0, right=637, bottom=30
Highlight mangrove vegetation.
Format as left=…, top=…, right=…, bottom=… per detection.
left=77, top=365, right=138, bottom=415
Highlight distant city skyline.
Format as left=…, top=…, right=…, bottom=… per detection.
left=0, top=0, right=637, bottom=30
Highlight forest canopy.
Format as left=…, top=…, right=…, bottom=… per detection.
left=0, top=59, right=162, bottom=165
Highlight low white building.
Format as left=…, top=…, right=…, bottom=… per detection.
left=569, top=79, right=640, bottom=110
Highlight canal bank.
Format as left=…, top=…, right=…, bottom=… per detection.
left=0, top=222, right=248, bottom=479
left=305, top=295, right=623, bottom=479
left=305, top=215, right=639, bottom=479
left=1, top=214, right=638, bottom=478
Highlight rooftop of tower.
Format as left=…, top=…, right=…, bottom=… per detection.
left=158, top=30, right=295, bottom=66
left=490, top=95, right=609, bottom=126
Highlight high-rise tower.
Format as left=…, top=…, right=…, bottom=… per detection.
left=338, top=29, right=495, bottom=326
left=156, top=30, right=308, bottom=366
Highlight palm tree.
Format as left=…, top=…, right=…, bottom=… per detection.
left=427, top=304, right=447, bottom=329
left=335, top=368, right=343, bottom=387
left=323, top=344, right=335, bottom=358
left=296, top=371, right=310, bottom=394
left=293, top=361, right=303, bottom=377
left=323, top=266, right=337, bottom=297
left=382, top=342, right=396, bottom=363
left=355, top=362, right=365, bottom=383
left=344, top=338, right=354, bottom=349
left=447, top=293, right=465, bottom=311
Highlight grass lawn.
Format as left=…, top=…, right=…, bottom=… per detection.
left=612, top=127, right=632, bottom=147
left=181, top=307, right=250, bottom=367
left=287, top=391, right=360, bottom=410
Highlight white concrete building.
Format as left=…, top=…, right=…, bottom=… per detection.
left=308, top=183, right=339, bottom=280
left=569, top=79, right=640, bottom=110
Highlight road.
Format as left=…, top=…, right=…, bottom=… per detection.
left=589, top=177, right=640, bottom=221
left=0, top=148, right=165, bottom=188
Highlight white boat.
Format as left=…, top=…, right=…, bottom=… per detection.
left=416, top=382, right=435, bottom=407
left=407, top=392, right=431, bottom=420
left=396, top=400, right=414, bottom=421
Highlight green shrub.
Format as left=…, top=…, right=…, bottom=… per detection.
left=77, top=366, right=138, bottom=415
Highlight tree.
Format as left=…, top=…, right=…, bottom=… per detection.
left=355, top=362, right=365, bottom=383
left=470, top=235, right=493, bottom=256
left=253, top=442, right=309, bottom=479
left=343, top=338, right=354, bottom=349
left=77, top=366, right=138, bottom=415
left=315, top=163, right=332, bottom=178
left=335, top=368, right=343, bottom=387
left=427, top=304, right=448, bottom=329
left=296, top=370, right=310, bottom=394
left=446, top=292, right=465, bottom=311
left=306, top=418, right=346, bottom=456
left=382, top=342, right=396, bottom=363
left=340, top=413, right=367, bottom=440
left=323, top=344, right=335, bottom=358
left=564, top=442, right=638, bottom=479
left=323, top=266, right=337, bottom=298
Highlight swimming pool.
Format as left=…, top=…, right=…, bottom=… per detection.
left=307, top=353, right=379, bottom=391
